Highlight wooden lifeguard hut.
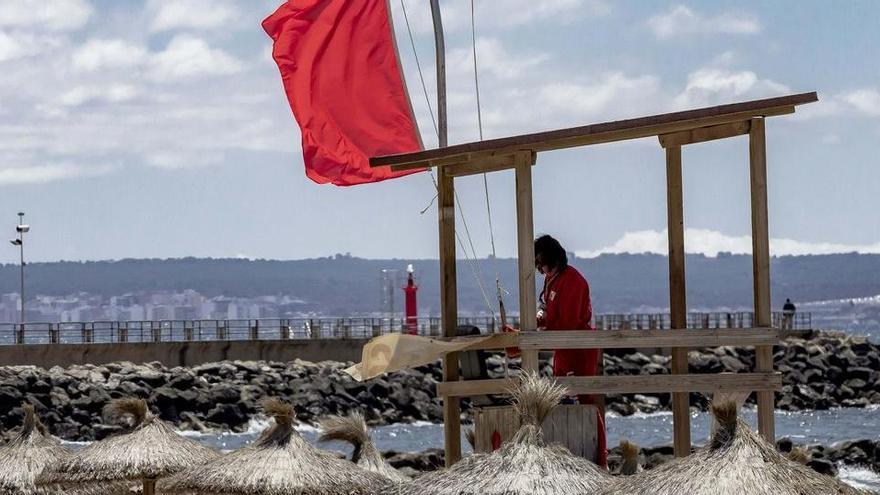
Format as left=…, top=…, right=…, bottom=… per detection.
left=370, top=91, right=818, bottom=466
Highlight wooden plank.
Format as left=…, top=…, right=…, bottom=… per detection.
left=659, top=120, right=751, bottom=148
left=441, top=151, right=535, bottom=177
left=379, top=106, right=795, bottom=171
left=435, top=333, right=519, bottom=350
left=383, top=106, right=796, bottom=171
left=392, top=150, right=535, bottom=175
left=666, top=144, right=691, bottom=457
left=514, top=151, right=539, bottom=372
left=371, top=93, right=816, bottom=168
left=749, top=117, right=776, bottom=443
left=437, top=373, right=783, bottom=397
left=517, top=328, right=780, bottom=349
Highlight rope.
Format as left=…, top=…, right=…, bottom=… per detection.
left=470, top=0, right=506, bottom=325
left=400, top=0, right=438, bottom=138
left=399, top=0, right=496, bottom=319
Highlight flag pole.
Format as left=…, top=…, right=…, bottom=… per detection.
left=430, top=0, right=447, bottom=148
left=431, top=0, right=462, bottom=467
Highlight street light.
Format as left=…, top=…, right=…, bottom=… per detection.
left=9, top=212, right=27, bottom=324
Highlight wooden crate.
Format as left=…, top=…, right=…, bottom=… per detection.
left=473, top=404, right=599, bottom=462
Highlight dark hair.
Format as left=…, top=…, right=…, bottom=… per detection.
left=534, top=235, right=568, bottom=271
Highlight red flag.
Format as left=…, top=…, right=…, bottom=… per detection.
left=263, top=0, right=425, bottom=186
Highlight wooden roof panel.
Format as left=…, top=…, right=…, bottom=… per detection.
left=370, top=92, right=817, bottom=169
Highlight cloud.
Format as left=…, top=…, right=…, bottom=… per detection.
left=538, top=72, right=661, bottom=116
left=145, top=150, right=223, bottom=169
left=60, top=84, right=140, bottom=107
left=578, top=228, right=880, bottom=258
left=0, top=162, right=114, bottom=185
left=148, top=34, right=242, bottom=81
left=648, top=5, right=760, bottom=39
left=0, top=31, right=62, bottom=62
left=0, top=0, right=93, bottom=31
left=486, top=0, right=610, bottom=28
left=448, top=38, right=549, bottom=80
left=392, top=0, right=608, bottom=34
left=673, top=68, right=789, bottom=108
left=789, top=88, right=880, bottom=121
left=839, top=89, right=880, bottom=117
left=72, top=39, right=148, bottom=71
left=149, top=0, right=240, bottom=32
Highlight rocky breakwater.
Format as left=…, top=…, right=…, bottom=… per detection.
left=0, top=359, right=444, bottom=442
left=591, top=332, right=880, bottom=415
left=0, top=331, right=876, bottom=442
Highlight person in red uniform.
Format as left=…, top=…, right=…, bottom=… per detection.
left=534, top=234, right=607, bottom=467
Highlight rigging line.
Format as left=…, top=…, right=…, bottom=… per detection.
left=428, top=172, right=496, bottom=318
left=399, top=0, right=495, bottom=318
left=470, top=0, right=505, bottom=315
left=399, top=0, right=438, bottom=137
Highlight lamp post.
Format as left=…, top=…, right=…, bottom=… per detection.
left=9, top=212, right=28, bottom=324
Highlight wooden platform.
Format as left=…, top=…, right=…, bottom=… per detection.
left=369, top=92, right=818, bottom=466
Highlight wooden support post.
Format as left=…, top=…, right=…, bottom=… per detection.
left=666, top=145, right=691, bottom=457
left=515, top=151, right=539, bottom=371
left=438, top=166, right=461, bottom=467
left=749, top=117, right=776, bottom=443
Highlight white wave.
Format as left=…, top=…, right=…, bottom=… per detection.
left=605, top=410, right=673, bottom=420
left=407, top=420, right=437, bottom=428
left=838, top=465, right=880, bottom=492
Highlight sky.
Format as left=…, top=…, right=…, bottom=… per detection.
left=0, top=0, right=878, bottom=263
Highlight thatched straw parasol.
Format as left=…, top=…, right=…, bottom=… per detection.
left=618, top=440, right=642, bottom=475
left=598, top=402, right=870, bottom=495
left=398, top=372, right=612, bottom=495
left=788, top=446, right=810, bottom=465
left=158, top=398, right=391, bottom=495
left=38, top=398, right=217, bottom=495
left=464, top=428, right=475, bottom=450
left=318, top=412, right=410, bottom=483
left=0, top=404, right=128, bottom=495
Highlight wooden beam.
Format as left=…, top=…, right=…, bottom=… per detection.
left=437, top=373, right=783, bottom=398
left=443, top=151, right=535, bottom=177
left=435, top=333, right=519, bottom=350
left=749, top=117, right=776, bottom=444
left=517, top=328, right=781, bottom=349
left=381, top=107, right=794, bottom=172
left=371, top=93, right=816, bottom=169
left=666, top=144, right=691, bottom=457
left=659, top=121, right=751, bottom=148
left=514, top=151, right=539, bottom=371
left=437, top=166, right=461, bottom=466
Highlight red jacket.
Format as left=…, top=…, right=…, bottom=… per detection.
left=541, top=265, right=607, bottom=468
left=540, top=265, right=599, bottom=378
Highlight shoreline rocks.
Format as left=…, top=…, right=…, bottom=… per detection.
left=0, top=331, right=877, bottom=442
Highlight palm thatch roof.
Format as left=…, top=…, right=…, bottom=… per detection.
left=398, top=372, right=612, bottom=495
left=618, top=440, right=642, bottom=476
left=598, top=402, right=870, bottom=495
left=318, top=412, right=410, bottom=483
left=37, top=398, right=217, bottom=487
left=0, top=404, right=129, bottom=495
left=158, top=398, right=391, bottom=495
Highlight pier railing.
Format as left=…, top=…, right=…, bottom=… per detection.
left=0, top=311, right=810, bottom=346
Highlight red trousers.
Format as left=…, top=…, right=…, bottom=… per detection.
left=553, top=348, right=608, bottom=468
